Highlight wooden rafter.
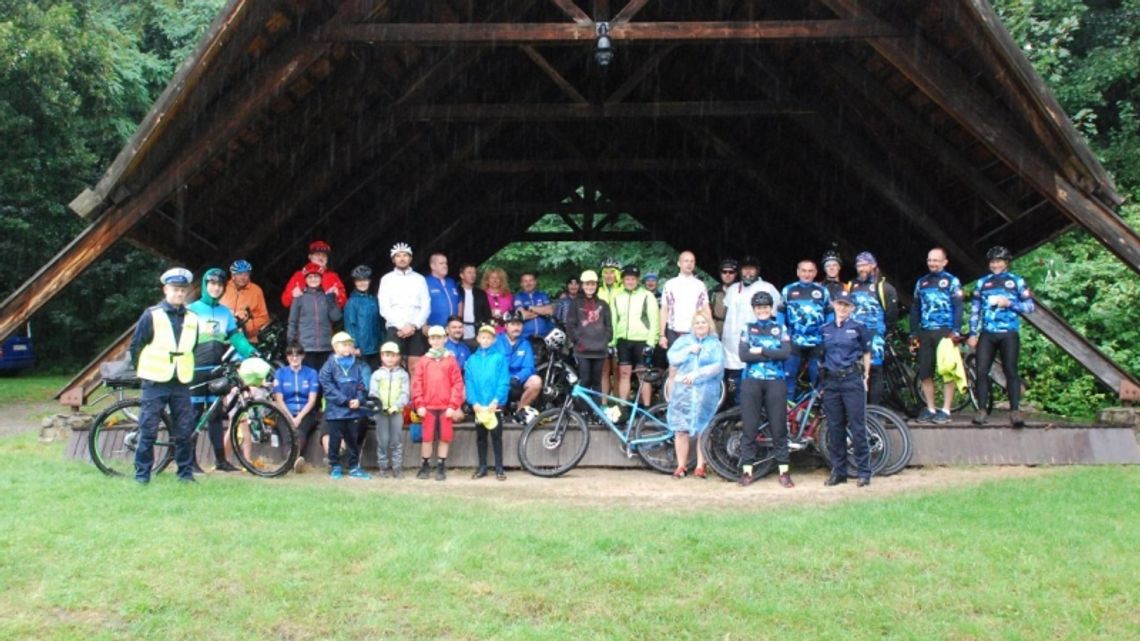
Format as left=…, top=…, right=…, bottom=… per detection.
left=612, top=0, right=651, bottom=24
left=394, top=100, right=806, bottom=121
left=519, top=45, right=588, bottom=103
left=549, top=0, right=592, bottom=25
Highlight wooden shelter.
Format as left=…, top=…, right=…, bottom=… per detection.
left=2, top=0, right=1139, bottom=406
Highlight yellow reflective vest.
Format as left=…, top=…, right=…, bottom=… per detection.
left=137, top=308, right=199, bottom=383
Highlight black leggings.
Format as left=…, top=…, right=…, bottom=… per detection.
left=975, top=332, right=1021, bottom=411
left=475, top=423, right=504, bottom=471
left=577, top=357, right=605, bottom=393
left=739, top=378, right=789, bottom=466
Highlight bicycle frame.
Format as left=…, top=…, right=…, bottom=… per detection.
left=565, top=384, right=672, bottom=453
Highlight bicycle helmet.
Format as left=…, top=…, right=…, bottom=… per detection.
left=501, top=310, right=524, bottom=324
left=351, top=264, right=373, bottom=280
left=986, top=245, right=1013, bottom=262
left=750, top=291, right=774, bottom=307
left=302, top=262, right=322, bottom=276
left=308, top=240, right=332, bottom=254
left=601, top=256, right=621, bottom=270
left=821, top=249, right=842, bottom=267
left=204, top=267, right=227, bottom=284
left=740, top=255, right=761, bottom=286
left=229, top=259, right=252, bottom=274
left=718, top=258, right=739, bottom=271
left=390, top=242, right=413, bottom=258
left=621, top=265, right=641, bottom=278
left=544, top=328, right=567, bottom=350
left=238, top=357, right=273, bottom=386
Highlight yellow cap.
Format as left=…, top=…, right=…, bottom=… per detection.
left=580, top=269, right=599, bottom=283
left=331, top=331, right=355, bottom=346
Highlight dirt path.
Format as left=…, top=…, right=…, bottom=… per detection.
left=0, top=401, right=57, bottom=438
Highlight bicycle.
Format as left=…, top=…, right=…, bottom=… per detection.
left=701, top=386, right=892, bottom=482
left=516, top=383, right=683, bottom=477
left=88, top=349, right=297, bottom=478
left=532, top=323, right=580, bottom=412
left=882, top=331, right=996, bottom=417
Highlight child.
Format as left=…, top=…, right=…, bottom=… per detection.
left=464, top=324, right=510, bottom=480
left=344, top=265, right=383, bottom=370
left=288, top=263, right=343, bottom=371
left=369, top=341, right=409, bottom=478
left=412, top=325, right=465, bottom=481
left=273, top=343, right=324, bottom=473
left=319, top=332, right=372, bottom=480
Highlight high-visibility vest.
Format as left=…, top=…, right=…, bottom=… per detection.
left=137, top=308, right=198, bottom=383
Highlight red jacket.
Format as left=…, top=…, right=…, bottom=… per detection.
left=280, top=268, right=347, bottom=309
left=412, top=352, right=465, bottom=410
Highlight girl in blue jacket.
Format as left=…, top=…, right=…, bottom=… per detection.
left=464, top=324, right=511, bottom=480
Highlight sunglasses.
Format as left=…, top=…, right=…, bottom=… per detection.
left=721, top=269, right=737, bottom=274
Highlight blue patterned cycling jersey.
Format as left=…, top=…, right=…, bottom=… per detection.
left=779, top=281, right=831, bottom=347
left=911, top=271, right=964, bottom=331
left=969, top=272, right=1035, bottom=334
left=741, top=318, right=790, bottom=380
left=847, top=278, right=886, bottom=366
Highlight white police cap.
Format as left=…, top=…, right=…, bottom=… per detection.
left=160, top=267, right=193, bottom=286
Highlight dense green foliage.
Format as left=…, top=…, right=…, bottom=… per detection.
left=2, top=1, right=1138, bottom=415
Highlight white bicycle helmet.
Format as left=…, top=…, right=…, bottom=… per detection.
left=544, top=328, right=567, bottom=349
left=390, top=242, right=413, bottom=258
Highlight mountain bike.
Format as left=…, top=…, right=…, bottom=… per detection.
left=88, top=349, right=297, bottom=478
left=701, top=386, right=892, bottom=482
left=532, top=323, right=580, bottom=412
left=517, top=383, right=684, bottom=477
left=883, top=331, right=996, bottom=417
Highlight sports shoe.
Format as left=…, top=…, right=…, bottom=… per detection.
left=972, top=412, right=989, bottom=425
left=933, top=409, right=952, bottom=424
left=293, top=456, right=306, bottom=474
left=738, top=472, right=755, bottom=487
left=495, top=469, right=507, bottom=481
left=191, top=462, right=207, bottom=475
left=348, top=466, right=372, bottom=480
left=435, top=462, right=447, bottom=481
left=329, top=466, right=344, bottom=480
left=1010, top=411, right=1026, bottom=428
left=416, top=462, right=431, bottom=480
left=214, top=460, right=241, bottom=473
left=472, top=467, right=488, bottom=480
left=824, top=473, right=847, bottom=486
left=778, top=473, right=795, bottom=488
left=916, top=408, right=937, bottom=423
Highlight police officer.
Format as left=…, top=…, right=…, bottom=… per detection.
left=737, top=291, right=794, bottom=488
left=967, top=246, right=1035, bottom=427
left=129, top=268, right=200, bottom=484
left=846, top=251, right=899, bottom=405
left=779, top=259, right=831, bottom=400
left=820, top=292, right=874, bottom=487
left=910, top=247, right=965, bottom=424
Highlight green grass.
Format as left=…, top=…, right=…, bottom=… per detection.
left=1, top=434, right=1137, bottom=641
left=0, top=374, right=70, bottom=404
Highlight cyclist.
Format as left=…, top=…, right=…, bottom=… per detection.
left=564, top=270, right=613, bottom=396
left=846, top=251, right=899, bottom=405
left=609, top=265, right=659, bottom=406
left=659, top=251, right=711, bottom=350
left=820, top=249, right=845, bottom=302
left=513, top=271, right=554, bottom=354
left=344, top=265, right=383, bottom=369
left=280, top=240, right=346, bottom=309
left=968, top=245, right=1035, bottom=427
left=220, top=259, right=269, bottom=344
left=642, top=272, right=661, bottom=302
left=553, top=276, right=581, bottom=325
left=780, top=260, right=831, bottom=400
left=666, top=311, right=724, bottom=480
left=443, top=315, right=472, bottom=369
left=820, top=292, right=874, bottom=487
left=188, top=268, right=256, bottom=474
left=129, top=268, right=200, bottom=484
left=273, top=343, right=322, bottom=473
left=425, top=252, right=461, bottom=331
left=597, top=257, right=623, bottom=396
left=710, top=258, right=738, bottom=336
left=496, top=310, right=543, bottom=423
left=721, top=256, right=780, bottom=403
left=909, top=247, right=965, bottom=424
left=737, top=291, right=794, bottom=488
left=377, top=242, right=430, bottom=373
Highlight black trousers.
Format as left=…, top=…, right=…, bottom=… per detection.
left=475, top=422, right=504, bottom=471
left=821, top=372, right=870, bottom=478
left=975, top=332, right=1021, bottom=411
left=867, top=365, right=884, bottom=406
left=739, top=378, right=789, bottom=466
left=326, top=418, right=361, bottom=469
left=577, top=356, right=605, bottom=393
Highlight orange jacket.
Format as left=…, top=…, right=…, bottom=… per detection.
left=412, top=352, right=465, bottom=410
left=220, top=281, right=270, bottom=342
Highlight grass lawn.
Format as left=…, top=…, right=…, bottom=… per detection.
left=1, top=433, right=1137, bottom=640
left=0, top=374, right=70, bottom=404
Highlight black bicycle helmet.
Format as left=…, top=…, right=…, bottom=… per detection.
left=751, top=291, right=774, bottom=307
left=986, top=246, right=1013, bottom=262
left=351, top=265, right=373, bottom=280
left=821, top=249, right=842, bottom=266
left=501, top=310, right=524, bottom=324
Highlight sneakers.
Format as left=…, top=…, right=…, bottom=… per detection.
left=495, top=469, right=507, bottom=481
left=214, top=460, right=241, bottom=473
left=778, top=473, right=795, bottom=488
left=435, top=462, right=447, bottom=481
left=416, top=462, right=431, bottom=480
left=916, top=408, right=937, bottom=423
left=972, top=412, right=989, bottom=425
left=1010, top=411, right=1026, bottom=428
left=293, top=456, right=306, bottom=474
left=329, top=465, right=344, bottom=480
left=472, top=467, right=488, bottom=480
left=933, top=409, right=952, bottom=424
left=348, top=466, right=372, bottom=480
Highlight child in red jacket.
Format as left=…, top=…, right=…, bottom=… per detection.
left=412, top=325, right=465, bottom=481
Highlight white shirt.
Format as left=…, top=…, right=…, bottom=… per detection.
left=462, top=287, right=475, bottom=339
left=722, top=279, right=782, bottom=370
left=377, top=268, right=430, bottom=329
left=662, top=273, right=710, bottom=333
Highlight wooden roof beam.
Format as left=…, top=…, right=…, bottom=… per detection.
left=319, top=19, right=904, bottom=45
left=460, top=158, right=733, bottom=173
left=395, top=100, right=806, bottom=121
left=519, top=45, right=588, bottom=104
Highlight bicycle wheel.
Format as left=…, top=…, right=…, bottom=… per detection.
left=534, top=360, right=574, bottom=412
left=631, top=403, right=693, bottom=474
left=966, top=354, right=1000, bottom=414
left=819, top=414, right=891, bottom=476
left=517, top=407, right=590, bottom=477
left=230, top=400, right=297, bottom=478
left=663, top=376, right=727, bottom=409
left=700, top=408, right=775, bottom=482
left=866, top=404, right=913, bottom=476
left=88, top=398, right=174, bottom=477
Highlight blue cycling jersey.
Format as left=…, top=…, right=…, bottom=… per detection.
left=969, top=271, right=1035, bottom=334
left=847, top=278, right=886, bottom=366
left=741, top=318, right=790, bottom=381
left=911, top=270, right=964, bottom=332
left=779, top=281, right=831, bottom=348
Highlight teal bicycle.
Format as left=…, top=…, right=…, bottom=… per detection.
left=517, top=383, right=684, bottom=477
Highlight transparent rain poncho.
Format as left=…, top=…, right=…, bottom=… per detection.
left=666, top=333, right=726, bottom=436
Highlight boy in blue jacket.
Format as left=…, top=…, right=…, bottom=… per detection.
left=319, top=332, right=372, bottom=480
left=465, top=324, right=511, bottom=480
left=344, top=265, right=383, bottom=369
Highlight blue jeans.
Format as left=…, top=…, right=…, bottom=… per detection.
left=135, top=381, right=196, bottom=482
left=821, top=372, right=870, bottom=478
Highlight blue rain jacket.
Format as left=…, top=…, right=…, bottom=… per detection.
left=666, top=333, right=726, bottom=436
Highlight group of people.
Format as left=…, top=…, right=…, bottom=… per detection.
left=127, top=238, right=1034, bottom=490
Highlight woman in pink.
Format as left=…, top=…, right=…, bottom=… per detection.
left=481, top=267, right=513, bottom=333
